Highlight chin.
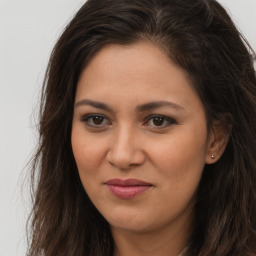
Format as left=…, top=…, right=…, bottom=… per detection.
left=105, top=211, right=161, bottom=234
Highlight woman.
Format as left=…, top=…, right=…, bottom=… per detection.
left=28, top=0, right=256, bottom=255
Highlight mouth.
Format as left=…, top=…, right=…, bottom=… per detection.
left=104, top=178, right=153, bottom=199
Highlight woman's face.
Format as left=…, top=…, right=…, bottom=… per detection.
left=72, top=42, right=214, bottom=234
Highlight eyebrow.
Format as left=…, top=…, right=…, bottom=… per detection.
left=136, top=101, right=184, bottom=112
left=75, top=99, right=184, bottom=112
left=75, top=99, right=114, bottom=112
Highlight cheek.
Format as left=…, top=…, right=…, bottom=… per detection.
left=71, top=126, right=104, bottom=187
left=71, top=130, right=105, bottom=203
left=147, top=132, right=207, bottom=219
left=72, top=125, right=103, bottom=168
left=149, top=127, right=208, bottom=185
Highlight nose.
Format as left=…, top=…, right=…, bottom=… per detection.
left=106, top=126, right=145, bottom=170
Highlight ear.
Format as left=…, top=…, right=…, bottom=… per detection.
left=205, top=118, right=232, bottom=164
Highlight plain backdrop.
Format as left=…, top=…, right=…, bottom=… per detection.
left=0, top=1, right=255, bottom=255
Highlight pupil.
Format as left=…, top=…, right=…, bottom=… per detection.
left=93, top=116, right=103, bottom=125
left=153, top=117, right=164, bottom=126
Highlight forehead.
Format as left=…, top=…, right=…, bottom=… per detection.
left=76, top=42, right=203, bottom=113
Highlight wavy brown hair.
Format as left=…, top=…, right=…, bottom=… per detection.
left=28, top=0, right=256, bottom=255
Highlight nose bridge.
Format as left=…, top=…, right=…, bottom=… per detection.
left=107, top=123, right=144, bottom=169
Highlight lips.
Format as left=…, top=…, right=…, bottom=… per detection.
left=104, top=179, right=153, bottom=199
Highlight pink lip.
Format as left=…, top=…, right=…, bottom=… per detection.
left=105, top=179, right=153, bottom=199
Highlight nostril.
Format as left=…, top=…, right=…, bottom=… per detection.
left=106, top=147, right=145, bottom=170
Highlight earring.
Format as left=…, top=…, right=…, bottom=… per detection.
left=211, top=154, right=215, bottom=159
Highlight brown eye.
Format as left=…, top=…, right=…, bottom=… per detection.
left=92, top=116, right=104, bottom=125
left=144, top=115, right=176, bottom=129
left=152, top=116, right=165, bottom=126
left=81, top=114, right=111, bottom=127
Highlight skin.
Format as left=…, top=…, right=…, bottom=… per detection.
left=71, top=42, right=228, bottom=256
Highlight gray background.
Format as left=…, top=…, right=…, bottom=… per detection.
left=0, top=1, right=255, bottom=255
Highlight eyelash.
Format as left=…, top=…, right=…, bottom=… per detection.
left=80, top=114, right=176, bottom=129
left=81, top=114, right=111, bottom=128
left=143, top=114, right=176, bottom=129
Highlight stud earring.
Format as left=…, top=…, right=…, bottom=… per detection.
left=211, top=154, right=215, bottom=159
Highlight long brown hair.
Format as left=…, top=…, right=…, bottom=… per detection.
left=28, top=0, right=256, bottom=255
